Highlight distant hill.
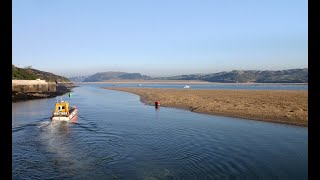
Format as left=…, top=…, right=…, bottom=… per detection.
left=156, top=68, right=308, bottom=83
left=64, top=68, right=308, bottom=83
left=83, top=71, right=152, bottom=82
left=69, top=75, right=90, bottom=82
left=12, top=65, right=71, bottom=82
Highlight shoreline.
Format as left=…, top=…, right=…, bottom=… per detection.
left=104, top=87, right=308, bottom=127
left=12, top=84, right=78, bottom=103
left=75, top=80, right=308, bottom=85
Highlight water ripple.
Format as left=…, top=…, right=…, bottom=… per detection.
left=12, top=85, right=308, bottom=180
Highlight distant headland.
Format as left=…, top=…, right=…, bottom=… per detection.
left=70, top=68, right=308, bottom=83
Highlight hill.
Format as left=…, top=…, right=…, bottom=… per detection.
left=12, top=65, right=71, bottom=82
left=156, top=68, right=308, bottom=83
left=12, top=65, right=76, bottom=102
left=69, top=75, right=90, bottom=82
left=82, top=72, right=152, bottom=82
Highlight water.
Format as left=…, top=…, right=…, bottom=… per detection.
left=76, top=82, right=308, bottom=90
left=12, top=85, right=308, bottom=179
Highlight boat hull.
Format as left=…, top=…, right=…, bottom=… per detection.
left=51, top=108, right=78, bottom=122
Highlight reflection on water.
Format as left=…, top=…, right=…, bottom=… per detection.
left=13, top=85, right=308, bottom=179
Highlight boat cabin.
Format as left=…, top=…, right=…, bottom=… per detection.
left=53, top=101, right=70, bottom=116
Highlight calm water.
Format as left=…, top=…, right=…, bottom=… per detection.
left=76, top=83, right=308, bottom=90
left=12, top=85, right=308, bottom=179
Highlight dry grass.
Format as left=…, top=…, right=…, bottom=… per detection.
left=105, top=87, right=308, bottom=127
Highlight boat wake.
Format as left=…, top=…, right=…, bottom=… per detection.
left=12, top=117, right=51, bottom=132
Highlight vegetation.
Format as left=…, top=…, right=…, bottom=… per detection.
left=12, top=64, right=71, bottom=82
left=12, top=65, right=38, bottom=80
left=82, top=71, right=152, bottom=82
left=70, top=68, right=308, bottom=83
left=156, top=69, right=308, bottom=83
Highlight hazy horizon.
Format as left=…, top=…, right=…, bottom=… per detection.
left=12, top=64, right=308, bottom=78
left=13, top=0, right=308, bottom=78
left=61, top=67, right=309, bottom=78
left=54, top=66, right=310, bottom=78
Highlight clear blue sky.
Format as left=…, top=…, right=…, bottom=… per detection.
left=12, top=0, right=308, bottom=77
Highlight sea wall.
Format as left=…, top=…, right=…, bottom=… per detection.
left=12, top=80, right=56, bottom=92
left=12, top=80, right=76, bottom=102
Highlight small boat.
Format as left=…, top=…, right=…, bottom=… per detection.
left=184, top=85, right=190, bottom=88
left=51, top=98, right=78, bottom=122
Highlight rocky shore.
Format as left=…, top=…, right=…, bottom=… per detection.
left=105, top=87, right=308, bottom=127
left=12, top=83, right=78, bottom=102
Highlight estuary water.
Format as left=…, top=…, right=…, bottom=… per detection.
left=76, top=83, right=308, bottom=90
left=12, top=84, right=308, bottom=179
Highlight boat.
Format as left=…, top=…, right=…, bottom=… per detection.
left=183, top=85, right=190, bottom=88
left=51, top=98, right=78, bottom=122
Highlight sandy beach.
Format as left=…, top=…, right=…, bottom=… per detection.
left=105, top=87, right=308, bottom=127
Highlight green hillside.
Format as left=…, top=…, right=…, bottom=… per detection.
left=83, top=71, right=152, bottom=82
left=12, top=65, right=71, bottom=82
left=156, top=69, right=308, bottom=83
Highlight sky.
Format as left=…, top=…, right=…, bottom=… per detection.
left=12, top=0, right=308, bottom=77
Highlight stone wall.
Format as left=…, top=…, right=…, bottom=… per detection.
left=12, top=80, right=56, bottom=92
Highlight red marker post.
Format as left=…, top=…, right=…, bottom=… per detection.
left=155, top=101, right=160, bottom=108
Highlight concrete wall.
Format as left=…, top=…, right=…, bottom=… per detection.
left=12, top=80, right=56, bottom=92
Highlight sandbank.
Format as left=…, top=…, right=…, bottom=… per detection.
left=105, top=87, right=308, bottom=127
